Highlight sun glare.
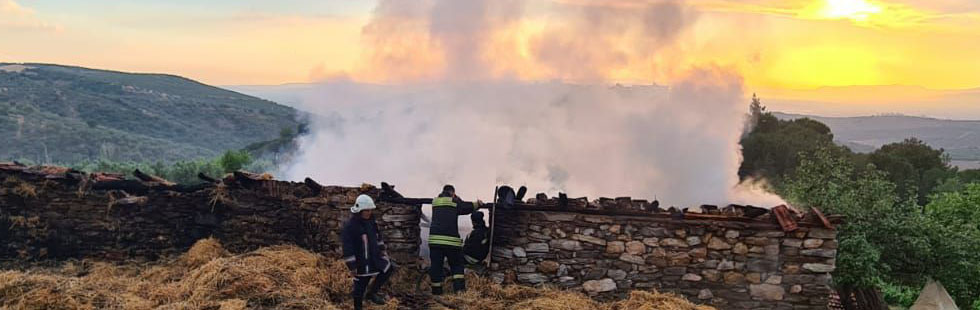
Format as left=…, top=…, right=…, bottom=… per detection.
left=819, top=0, right=882, bottom=21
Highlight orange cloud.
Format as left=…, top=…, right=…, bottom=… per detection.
left=0, top=0, right=62, bottom=32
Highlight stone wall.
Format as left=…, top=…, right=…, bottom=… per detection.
left=489, top=209, right=837, bottom=310
left=0, top=167, right=420, bottom=265
left=1, top=164, right=838, bottom=309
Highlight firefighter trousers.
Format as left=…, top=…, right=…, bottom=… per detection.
left=429, top=245, right=465, bottom=295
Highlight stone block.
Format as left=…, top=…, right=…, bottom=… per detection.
left=583, top=278, right=617, bottom=293
left=625, top=241, right=646, bottom=255
left=800, top=249, right=836, bottom=258
left=518, top=273, right=548, bottom=284
left=725, top=230, right=740, bottom=239
left=572, top=234, right=607, bottom=246
left=660, top=238, right=688, bottom=248
left=538, top=260, right=560, bottom=274
left=802, top=263, right=835, bottom=273
left=782, top=239, right=803, bottom=247
left=526, top=242, right=550, bottom=253
left=733, top=242, right=748, bottom=255
left=808, top=229, right=836, bottom=239
left=608, top=269, right=628, bottom=280
left=686, top=236, right=702, bottom=246
left=723, top=272, right=745, bottom=285
left=701, top=269, right=721, bottom=282
left=708, top=237, right=732, bottom=250
left=750, top=284, right=785, bottom=301
left=642, top=237, right=660, bottom=247
left=619, top=253, right=645, bottom=265
left=606, top=241, right=625, bottom=253
left=549, top=239, right=582, bottom=251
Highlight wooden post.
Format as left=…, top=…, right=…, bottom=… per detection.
left=486, top=186, right=498, bottom=269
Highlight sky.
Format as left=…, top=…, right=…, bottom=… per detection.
left=1, top=0, right=979, bottom=99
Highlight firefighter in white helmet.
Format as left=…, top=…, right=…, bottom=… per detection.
left=341, top=194, right=394, bottom=310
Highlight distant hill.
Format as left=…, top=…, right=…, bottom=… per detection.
left=0, top=63, right=302, bottom=163
left=774, top=112, right=980, bottom=169
left=760, top=85, right=980, bottom=120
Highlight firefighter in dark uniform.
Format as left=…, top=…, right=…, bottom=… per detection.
left=463, top=211, right=490, bottom=265
left=428, top=184, right=480, bottom=295
left=342, top=194, right=394, bottom=310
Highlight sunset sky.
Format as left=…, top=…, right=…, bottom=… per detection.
left=2, top=0, right=978, bottom=101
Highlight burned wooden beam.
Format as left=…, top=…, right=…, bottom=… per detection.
left=133, top=169, right=175, bottom=186
left=700, top=204, right=720, bottom=215
left=92, top=180, right=150, bottom=195
left=169, top=183, right=212, bottom=193
left=741, top=205, right=769, bottom=218
left=231, top=171, right=269, bottom=188
left=304, top=177, right=323, bottom=196
left=669, top=207, right=685, bottom=220
left=91, top=172, right=125, bottom=182
left=198, top=173, right=218, bottom=184
left=380, top=182, right=404, bottom=199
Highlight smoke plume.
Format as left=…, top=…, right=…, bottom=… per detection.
left=284, top=0, right=784, bottom=207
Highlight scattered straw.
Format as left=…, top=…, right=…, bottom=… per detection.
left=0, top=240, right=715, bottom=310
left=208, top=183, right=232, bottom=211
left=181, top=238, right=228, bottom=267
left=10, top=180, right=37, bottom=199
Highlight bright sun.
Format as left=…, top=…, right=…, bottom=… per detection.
left=819, top=0, right=882, bottom=21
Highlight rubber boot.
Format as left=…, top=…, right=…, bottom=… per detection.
left=367, top=293, right=387, bottom=305
left=353, top=296, right=364, bottom=310
left=453, top=279, right=466, bottom=293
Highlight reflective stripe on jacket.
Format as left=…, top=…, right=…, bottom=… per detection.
left=428, top=193, right=474, bottom=248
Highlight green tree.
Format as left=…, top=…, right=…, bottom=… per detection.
left=745, top=93, right=766, bottom=133
left=923, top=184, right=980, bottom=306
left=869, top=138, right=954, bottom=205
left=739, top=113, right=846, bottom=183
left=217, top=150, right=252, bottom=173
left=783, top=147, right=932, bottom=292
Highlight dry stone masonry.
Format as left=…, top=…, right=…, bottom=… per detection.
left=490, top=208, right=838, bottom=310
left=0, top=163, right=839, bottom=309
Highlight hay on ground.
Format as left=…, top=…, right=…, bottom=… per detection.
left=0, top=239, right=714, bottom=310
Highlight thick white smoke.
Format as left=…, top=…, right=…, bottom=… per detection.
left=283, top=0, right=785, bottom=207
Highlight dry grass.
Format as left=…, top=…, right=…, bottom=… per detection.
left=3, top=177, right=37, bottom=199
left=208, top=183, right=233, bottom=211
left=0, top=240, right=714, bottom=310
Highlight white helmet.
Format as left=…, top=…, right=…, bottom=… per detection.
left=351, top=194, right=377, bottom=213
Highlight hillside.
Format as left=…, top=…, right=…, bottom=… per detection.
left=0, top=63, right=302, bottom=163
left=774, top=112, right=980, bottom=168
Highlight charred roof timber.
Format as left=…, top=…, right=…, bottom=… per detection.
left=0, top=162, right=840, bottom=232
left=378, top=182, right=840, bottom=232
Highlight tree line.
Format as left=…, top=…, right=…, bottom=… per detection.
left=740, top=94, right=980, bottom=309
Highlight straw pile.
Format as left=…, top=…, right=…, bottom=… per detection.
left=0, top=239, right=713, bottom=310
